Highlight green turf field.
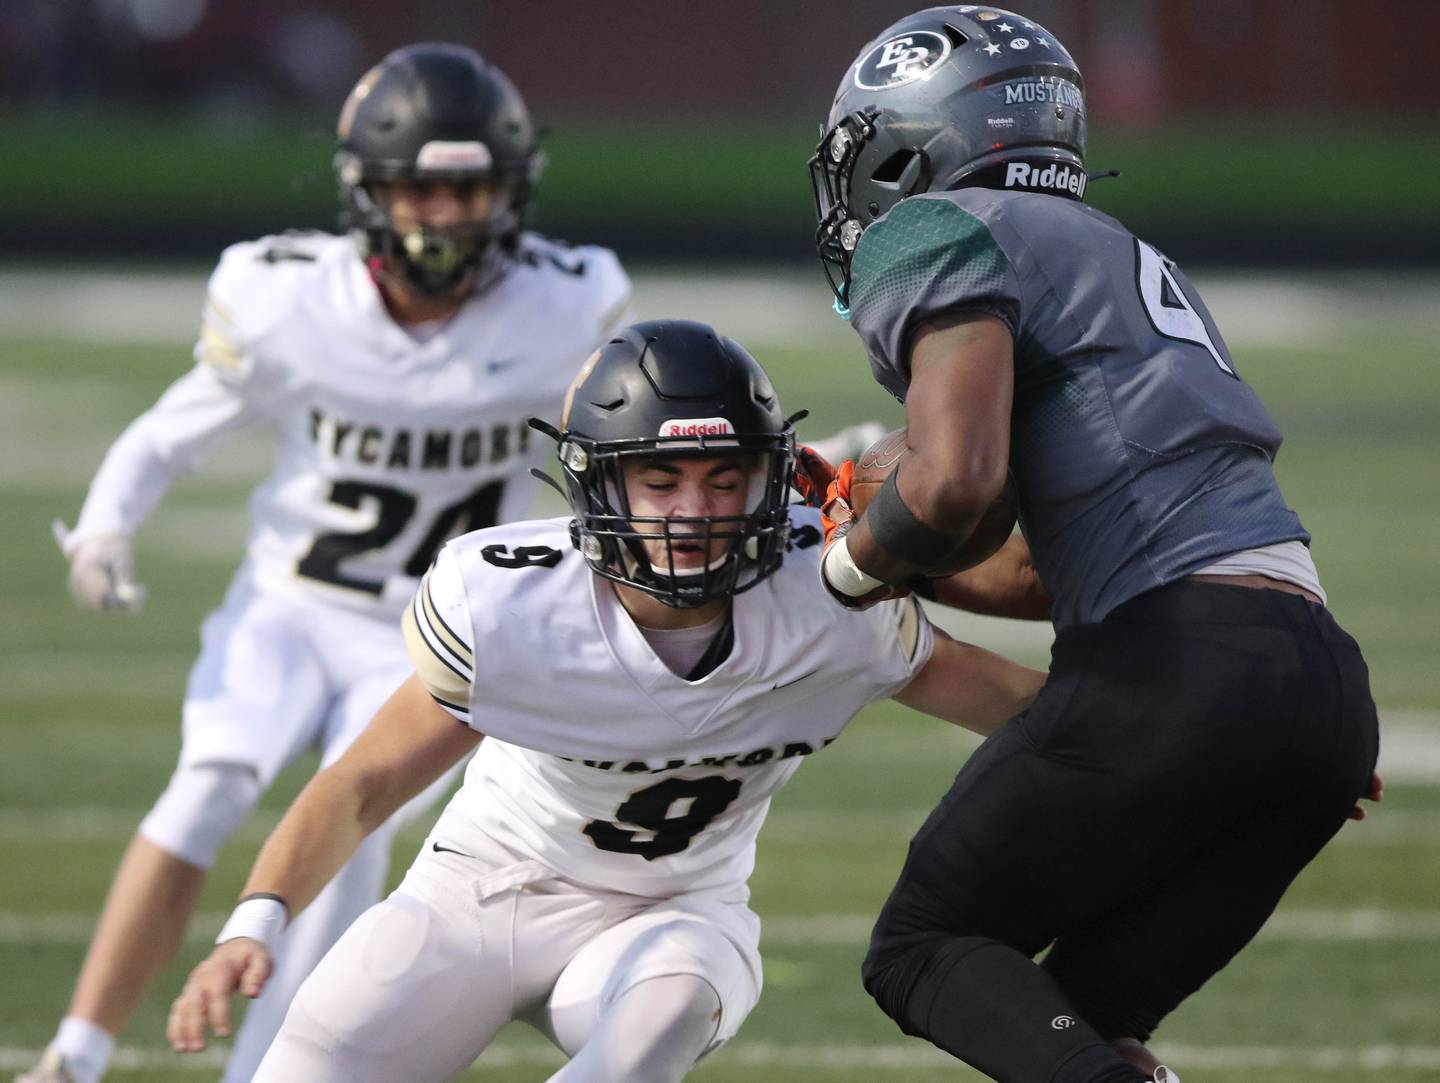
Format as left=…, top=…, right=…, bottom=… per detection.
left=5, top=112, right=1440, bottom=261
left=1, top=280, right=1437, bottom=1081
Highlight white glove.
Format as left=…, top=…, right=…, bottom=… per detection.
left=53, top=520, right=147, bottom=613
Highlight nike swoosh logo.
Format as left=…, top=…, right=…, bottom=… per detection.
left=432, top=841, right=473, bottom=857
left=773, top=669, right=819, bottom=691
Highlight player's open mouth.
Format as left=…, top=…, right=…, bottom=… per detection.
left=653, top=538, right=729, bottom=578
left=665, top=540, right=713, bottom=569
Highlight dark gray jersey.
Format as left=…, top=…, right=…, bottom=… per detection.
left=846, top=188, right=1308, bottom=627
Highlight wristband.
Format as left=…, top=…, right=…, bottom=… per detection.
left=215, top=894, right=289, bottom=950
left=822, top=534, right=886, bottom=598
left=867, top=466, right=966, bottom=568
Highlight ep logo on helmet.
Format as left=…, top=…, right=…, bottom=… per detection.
left=854, top=31, right=952, bottom=90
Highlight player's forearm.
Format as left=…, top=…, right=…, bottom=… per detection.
left=896, top=628, right=1045, bottom=736
left=237, top=766, right=377, bottom=918
left=849, top=312, right=1013, bottom=584
left=843, top=461, right=1006, bottom=586
left=237, top=754, right=440, bottom=916
left=928, top=534, right=1052, bottom=620
left=71, top=417, right=183, bottom=540
left=238, top=677, right=481, bottom=917
left=73, top=366, right=254, bottom=540
left=904, top=313, right=1013, bottom=527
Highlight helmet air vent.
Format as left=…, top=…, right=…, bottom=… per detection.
left=941, top=25, right=969, bottom=49
left=872, top=149, right=917, bottom=184
left=870, top=147, right=932, bottom=202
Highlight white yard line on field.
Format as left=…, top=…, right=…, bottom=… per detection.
left=6, top=268, right=1440, bottom=350
left=4, top=908, right=1440, bottom=947
left=758, top=909, right=1440, bottom=946
left=5, top=650, right=1437, bottom=780
left=1371, top=710, right=1440, bottom=782
left=722, top=1043, right=1440, bottom=1072
left=0, top=653, right=197, bottom=696
left=1, top=266, right=1393, bottom=490
left=1, top=1042, right=1439, bottom=1074
left=0, top=808, right=282, bottom=845
left=4, top=804, right=1440, bottom=847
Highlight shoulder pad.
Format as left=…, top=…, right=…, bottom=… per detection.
left=446, top=515, right=576, bottom=571
left=513, top=234, right=627, bottom=289
left=196, top=232, right=350, bottom=385
left=207, top=233, right=345, bottom=337
left=403, top=545, right=474, bottom=722
left=513, top=233, right=632, bottom=339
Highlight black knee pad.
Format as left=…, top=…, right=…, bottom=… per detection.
left=866, top=935, right=1135, bottom=1082
left=861, top=933, right=963, bottom=1033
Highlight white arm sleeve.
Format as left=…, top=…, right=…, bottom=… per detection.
left=69, top=363, right=264, bottom=544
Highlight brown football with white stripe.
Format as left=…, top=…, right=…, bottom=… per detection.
left=849, top=427, right=1016, bottom=576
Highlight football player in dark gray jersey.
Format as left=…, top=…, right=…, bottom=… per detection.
left=805, top=7, right=1381, bottom=1083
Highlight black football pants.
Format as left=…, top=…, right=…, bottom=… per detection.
left=863, top=580, right=1379, bottom=1081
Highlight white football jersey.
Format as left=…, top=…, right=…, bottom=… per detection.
left=403, top=507, right=933, bottom=898
left=75, top=231, right=631, bottom=618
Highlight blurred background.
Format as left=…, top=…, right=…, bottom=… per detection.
left=4, top=0, right=1440, bottom=263
left=3, top=2, right=1438, bottom=1081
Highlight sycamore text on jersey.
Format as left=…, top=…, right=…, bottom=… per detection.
left=308, top=407, right=533, bottom=470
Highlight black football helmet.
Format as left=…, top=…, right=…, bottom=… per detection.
left=534, top=320, right=798, bottom=608
left=335, top=43, right=545, bottom=297
left=809, top=6, right=1086, bottom=305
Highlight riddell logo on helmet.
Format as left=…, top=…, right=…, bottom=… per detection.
left=659, top=418, right=736, bottom=438
left=1004, top=161, right=1087, bottom=198
left=416, top=140, right=494, bottom=171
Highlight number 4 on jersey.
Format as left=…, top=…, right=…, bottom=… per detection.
left=1135, top=239, right=1236, bottom=376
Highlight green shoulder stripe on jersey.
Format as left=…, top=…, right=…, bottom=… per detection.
left=850, top=197, right=1009, bottom=317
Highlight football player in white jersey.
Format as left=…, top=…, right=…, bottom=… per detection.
left=164, top=319, right=1046, bottom=1082
left=22, top=44, right=635, bottom=1083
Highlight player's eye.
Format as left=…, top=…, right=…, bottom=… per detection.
left=452, top=181, right=485, bottom=201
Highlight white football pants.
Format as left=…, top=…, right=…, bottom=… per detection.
left=134, top=575, right=465, bottom=1083
left=252, top=831, right=762, bottom=1082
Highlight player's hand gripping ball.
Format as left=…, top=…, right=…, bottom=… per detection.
left=848, top=428, right=1017, bottom=576
left=794, top=444, right=903, bottom=609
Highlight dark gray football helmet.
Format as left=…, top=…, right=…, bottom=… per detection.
left=810, top=6, right=1086, bottom=305
left=334, top=43, right=545, bottom=297
left=534, top=320, right=798, bottom=608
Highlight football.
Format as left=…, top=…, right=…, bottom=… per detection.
left=848, top=427, right=1016, bottom=576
